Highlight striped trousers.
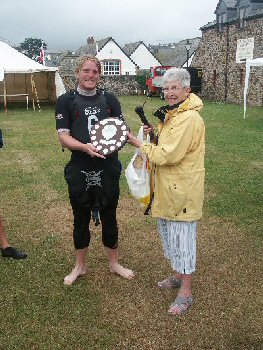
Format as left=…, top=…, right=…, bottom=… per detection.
left=157, top=219, right=197, bottom=274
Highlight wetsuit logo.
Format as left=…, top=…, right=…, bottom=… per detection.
left=81, top=170, right=103, bottom=189
left=85, top=107, right=101, bottom=132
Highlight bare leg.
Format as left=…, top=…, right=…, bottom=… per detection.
left=0, top=217, right=10, bottom=249
left=0, top=217, right=27, bottom=259
left=174, top=271, right=183, bottom=280
left=64, top=247, right=88, bottom=286
left=105, top=247, right=135, bottom=279
left=178, top=273, right=192, bottom=297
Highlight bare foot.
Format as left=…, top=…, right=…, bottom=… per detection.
left=109, top=263, right=135, bottom=279
left=64, top=265, right=87, bottom=286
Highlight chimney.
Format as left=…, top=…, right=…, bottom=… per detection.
left=87, top=37, right=95, bottom=45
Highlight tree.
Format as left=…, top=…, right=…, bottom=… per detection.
left=135, top=70, right=148, bottom=91
left=17, top=38, right=47, bottom=64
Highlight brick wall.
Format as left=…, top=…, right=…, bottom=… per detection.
left=192, top=16, right=263, bottom=106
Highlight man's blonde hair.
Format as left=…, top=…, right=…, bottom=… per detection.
left=75, top=55, right=102, bottom=74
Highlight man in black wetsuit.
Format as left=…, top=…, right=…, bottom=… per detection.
left=55, top=55, right=134, bottom=285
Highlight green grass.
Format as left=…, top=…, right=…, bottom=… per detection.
left=0, top=98, right=262, bottom=350
left=202, top=102, right=262, bottom=235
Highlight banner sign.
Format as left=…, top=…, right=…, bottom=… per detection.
left=236, top=37, right=254, bottom=63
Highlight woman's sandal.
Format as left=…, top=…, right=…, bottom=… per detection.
left=168, top=295, right=193, bottom=315
left=157, top=276, right=181, bottom=289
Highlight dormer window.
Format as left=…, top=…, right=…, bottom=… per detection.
left=239, top=7, right=247, bottom=28
left=220, top=12, right=227, bottom=23
left=218, top=12, right=227, bottom=32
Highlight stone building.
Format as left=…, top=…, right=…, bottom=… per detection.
left=191, top=0, right=263, bottom=106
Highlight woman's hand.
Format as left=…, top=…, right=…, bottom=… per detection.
left=143, top=124, right=154, bottom=135
left=127, top=132, right=142, bottom=148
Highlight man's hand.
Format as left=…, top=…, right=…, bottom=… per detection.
left=127, top=132, right=142, bottom=148
left=58, top=132, right=105, bottom=158
left=84, top=143, right=106, bottom=158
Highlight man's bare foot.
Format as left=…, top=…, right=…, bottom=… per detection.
left=64, top=265, right=87, bottom=286
left=109, top=263, right=135, bottom=279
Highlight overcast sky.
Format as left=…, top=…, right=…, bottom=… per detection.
left=0, top=0, right=219, bottom=50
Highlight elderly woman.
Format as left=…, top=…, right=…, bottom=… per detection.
left=127, top=68, right=205, bottom=315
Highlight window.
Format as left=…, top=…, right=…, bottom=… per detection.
left=149, top=68, right=154, bottom=78
left=218, top=12, right=227, bottom=32
left=213, top=70, right=217, bottom=88
left=239, top=7, right=247, bottom=28
left=155, top=67, right=162, bottom=76
left=103, top=60, right=121, bottom=75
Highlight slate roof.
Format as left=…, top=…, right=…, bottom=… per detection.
left=204, top=0, right=263, bottom=29
left=225, top=0, right=237, bottom=7
left=122, top=42, right=141, bottom=56
left=122, top=41, right=162, bottom=66
left=249, top=6, right=263, bottom=17
left=73, top=37, right=116, bottom=56
left=96, top=37, right=112, bottom=51
left=74, top=43, right=97, bottom=56
left=150, top=38, right=201, bottom=67
left=57, top=50, right=78, bottom=61
left=215, top=0, right=237, bottom=12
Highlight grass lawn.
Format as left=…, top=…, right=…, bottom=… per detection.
left=0, top=97, right=262, bottom=350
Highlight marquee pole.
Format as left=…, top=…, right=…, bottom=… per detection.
left=31, top=76, right=41, bottom=112
left=3, top=79, right=7, bottom=113
left=31, top=74, right=35, bottom=111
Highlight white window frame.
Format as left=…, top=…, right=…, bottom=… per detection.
left=103, top=60, right=121, bottom=75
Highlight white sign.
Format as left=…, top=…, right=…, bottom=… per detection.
left=236, top=37, right=254, bottom=63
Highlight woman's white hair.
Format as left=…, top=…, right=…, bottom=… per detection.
left=163, top=68, right=191, bottom=88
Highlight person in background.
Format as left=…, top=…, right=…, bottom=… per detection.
left=0, top=217, right=27, bottom=259
left=127, top=68, right=205, bottom=315
left=0, top=130, right=27, bottom=260
left=55, top=55, right=134, bottom=286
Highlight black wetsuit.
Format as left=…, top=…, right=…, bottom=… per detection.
left=55, top=90, right=124, bottom=249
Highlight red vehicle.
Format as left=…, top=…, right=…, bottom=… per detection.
left=146, top=66, right=202, bottom=100
left=146, top=66, right=174, bottom=99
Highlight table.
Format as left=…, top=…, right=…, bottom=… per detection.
left=0, top=94, right=29, bottom=110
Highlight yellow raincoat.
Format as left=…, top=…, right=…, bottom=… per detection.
left=140, top=93, right=205, bottom=221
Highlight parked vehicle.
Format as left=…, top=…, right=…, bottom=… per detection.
left=146, top=66, right=202, bottom=99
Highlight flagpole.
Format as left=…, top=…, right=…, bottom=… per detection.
left=41, top=41, right=46, bottom=66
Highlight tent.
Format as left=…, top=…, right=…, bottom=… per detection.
left=0, top=40, right=65, bottom=110
left=244, top=57, right=263, bottom=118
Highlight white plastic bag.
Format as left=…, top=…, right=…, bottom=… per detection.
left=125, top=126, right=151, bottom=206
